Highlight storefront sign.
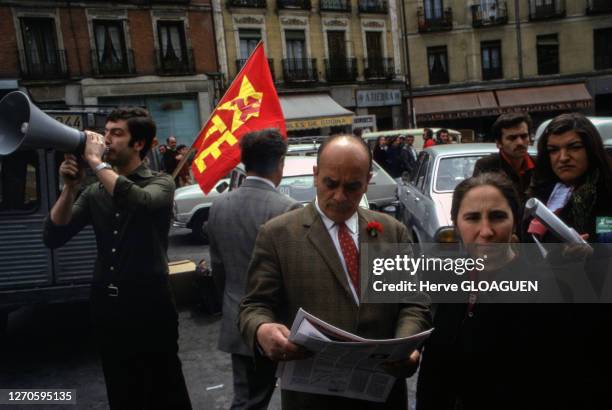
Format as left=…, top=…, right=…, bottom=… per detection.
left=52, top=114, right=83, bottom=130
left=356, top=89, right=401, bottom=107
left=352, top=115, right=377, bottom=132
left=286, top=115, right=353, bottom=131
left=416, top=100, right=592, bottom=122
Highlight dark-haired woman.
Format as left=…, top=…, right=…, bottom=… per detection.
left=416, top=173, right=537, bottom=410
left=523, top=112, right=612, bottom=409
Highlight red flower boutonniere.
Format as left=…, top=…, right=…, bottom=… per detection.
left=367, top=221, right=383, bottom=237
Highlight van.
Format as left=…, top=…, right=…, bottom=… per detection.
left=534, top=116, right=612, bottom=154
left=0, top=110, right=108, bottom=329
left=362, top=128, right=463, bottom=150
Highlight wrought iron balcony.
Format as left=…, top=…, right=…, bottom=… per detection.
left=236, top=58, right=275, bottom=80
left=282, top=59, right=318, bottom=83
left=324, top=58, right=357, bottom=82
left=417, top=7, right=453, bottom=32
left=91, top=49, right=135, bottom=77
left=320, top=0, right=351, bottom=12
left=529, top=0, right=565, bottom=20
left=587, top=0, right=612, bottom=14
left=227, top=0, right=266, bottom=8
left=277, top=0, right=310, bottom=10
left=155, top=48, right=195, bottom=76
left=471, top=1, right=508, bottom=28
left=19, top=49, right=69, bottom=80
left=358, top=0, right=387, bottom=13
left=363, top=58, right=395, bottom=80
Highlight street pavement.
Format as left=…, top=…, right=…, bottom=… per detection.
left=0, top=227, right=417, bottom=409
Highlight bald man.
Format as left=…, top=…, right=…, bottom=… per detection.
left=239, top=135, right=432, bottom=409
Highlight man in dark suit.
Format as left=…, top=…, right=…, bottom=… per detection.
left=208, top=129, right=300, bottom=409
left=239, top=135, right=432, bottom=410
left=473, top=112, right=535, bottom=203
left=399, top=134, right=418, bottom=177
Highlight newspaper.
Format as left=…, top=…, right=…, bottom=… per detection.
left=276, top=308, right=433, bottom=402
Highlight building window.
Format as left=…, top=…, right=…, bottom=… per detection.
left=481, top=40, right=502, bottom=80
left=283, top=30, right=317, bottom=82
left=536, top=33, right=559, bottom=75
left=594, top=28, right=612, bottom=70
left=427, top=46, right=449, bottom=84
left=93, top=20, right=130, bottom=75
left=285, top=29, right=306, bottom=60
left=423, top=0, right=444, bottom=19
left=239, top=29, right=262, bottom=59
left=19, top=17, right=66, bottom=79
left=158, top=21, right=187, bottom=64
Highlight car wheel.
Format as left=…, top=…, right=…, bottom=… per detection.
left=191, top=211, right=209, bottom=243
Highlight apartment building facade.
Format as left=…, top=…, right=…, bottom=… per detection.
left=401, top=0, right=612, bottom=137
left=0, top=0, right=220, bottom=147
left=212, top=0, right=406, bottom=134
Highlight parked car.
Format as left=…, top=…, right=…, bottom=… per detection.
left=534, top=116, right=612, bottom=154
left=173, top=156, right=373, bottom=241
left=397, top=143, right=506, bottom=243
left=286, top=142, right=399, bottom=215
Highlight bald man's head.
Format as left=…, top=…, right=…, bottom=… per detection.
left=314, top=135, right=372, bottom=223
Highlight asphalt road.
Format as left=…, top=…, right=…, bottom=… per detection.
left=0, top=227, right=417, bottom=409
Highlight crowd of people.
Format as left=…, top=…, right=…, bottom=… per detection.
left=147, top=135, right=194, bottom=187
left=373, top=128, right=453, bottom=178
left=41, top=106, right=612, bottom=409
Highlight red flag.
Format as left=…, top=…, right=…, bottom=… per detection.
left=191, top=42, right=285, bottom=194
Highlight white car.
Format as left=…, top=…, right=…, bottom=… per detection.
left=173, top=156, right=370, bottom=242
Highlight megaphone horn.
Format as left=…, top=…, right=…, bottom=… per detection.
left=0, top=91, right=86, bottom=156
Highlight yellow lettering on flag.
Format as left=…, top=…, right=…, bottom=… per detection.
left=194, top=122, right=239, bottom=172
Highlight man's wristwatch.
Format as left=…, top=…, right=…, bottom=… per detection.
left=94, top=162, right=112, bottom=173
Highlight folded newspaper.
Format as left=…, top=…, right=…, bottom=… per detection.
left=276, top=308, right=433, bottom=402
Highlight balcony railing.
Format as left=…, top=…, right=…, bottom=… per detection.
left=482, top=66, right=503, bottom=80
left=587, top=0, right=612, bottom=14
left=91, top=49, right=135, bottom=77
left=324, top=58, right=357, bottom=82
left=418, top=7, right=453, bottom=32
left=529, top=0, right=565, bottom=20
left=320, top=0, right=351, bottom=12
left=363, top=58, right=395, bottom=80
left=19, top=49, right=69, bottom=80
left=358, top=0, right=387, bottom=13
left=471, top=1, right=508, bottom=27
left=227, top=0, right=266, bottom=7
left=277, top=0, right=310, bottom=10
left=282, top=58, right=318, bottom=83
left=155, top=48, right=195, bottom=75
left=237, top=58, right=275, bottom=80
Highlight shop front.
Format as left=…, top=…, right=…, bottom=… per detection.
left=280, top=93, right=354, bottom=138
left=409, top=83, right=593, bottom=140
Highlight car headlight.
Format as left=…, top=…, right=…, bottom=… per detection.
left=173, top=200, right=178, bottom=220
left=435, top=227, right=458, bottom=243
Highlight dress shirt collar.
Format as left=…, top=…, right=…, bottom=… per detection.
left=314, top=197, right=359, bottom=234
left=246, top=175, right=276, bottom=189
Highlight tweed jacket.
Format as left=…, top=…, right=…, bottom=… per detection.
left=239, top=203, right=432, bottom=409
left=208, top=178, right=300, bottom=356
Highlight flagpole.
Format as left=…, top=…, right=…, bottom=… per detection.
left=172, top=41, right=266, bottom=181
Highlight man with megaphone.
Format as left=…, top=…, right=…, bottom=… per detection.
left=42, top=107, right=192, bottom=409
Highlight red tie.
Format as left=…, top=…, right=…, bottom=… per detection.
left=337, top=222, right=360, bottom=296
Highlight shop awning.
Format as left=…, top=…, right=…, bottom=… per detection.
left=280, top=94, right=354, bottom=131
left=496, top=83, right=592, bottom=112
left=411, top=83, right=593, bottom=121
left=413, top=91, right=499, bottom=121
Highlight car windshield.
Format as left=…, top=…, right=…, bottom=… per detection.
left=278, top=175, right=315, bottom=203
left=435, top=156, right=484, bottom=192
